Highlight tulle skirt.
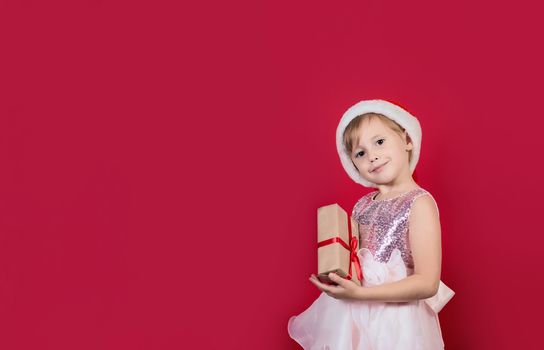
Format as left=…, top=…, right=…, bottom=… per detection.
left=287, top=248, right=445, bottom=350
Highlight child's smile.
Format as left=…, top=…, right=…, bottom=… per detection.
left=371, top=161, right=389, bottom=173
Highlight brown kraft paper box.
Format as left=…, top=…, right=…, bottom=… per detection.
left=317, top=203, right=362, bottom=286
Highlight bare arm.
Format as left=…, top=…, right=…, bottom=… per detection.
left=354, top=195, right=442, bottom=302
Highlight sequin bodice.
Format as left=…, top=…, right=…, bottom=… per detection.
left=351, top=187, right=434, bottom=269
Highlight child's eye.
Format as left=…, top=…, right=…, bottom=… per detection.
left=354, top=139, right=384, bottom=158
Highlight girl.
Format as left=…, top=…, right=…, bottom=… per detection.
left=287, top=99, right=446, bottom=349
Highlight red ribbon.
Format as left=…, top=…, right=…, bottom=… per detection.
left=317, top=218, right=363, bottom=282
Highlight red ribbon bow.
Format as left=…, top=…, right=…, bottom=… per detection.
left=317, top=218, right=363, bottom=282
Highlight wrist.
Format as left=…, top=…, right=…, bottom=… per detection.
left=356, top=285, right=367, bottom=300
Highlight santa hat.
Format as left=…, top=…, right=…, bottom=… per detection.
left=335, top=99, right=422, bottom=188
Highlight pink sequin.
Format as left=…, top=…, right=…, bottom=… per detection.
left=351, top=187, right=434, bottom=269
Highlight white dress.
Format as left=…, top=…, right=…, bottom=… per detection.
left=287, top=187, right=445, bottom=349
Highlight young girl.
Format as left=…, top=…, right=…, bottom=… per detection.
left=287, top=99, right=446, bottom=349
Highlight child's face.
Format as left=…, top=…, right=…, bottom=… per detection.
left=349, top=117, right=413, bottom=185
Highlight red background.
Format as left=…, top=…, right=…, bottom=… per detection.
left=1, top=1, right=542, bottom=349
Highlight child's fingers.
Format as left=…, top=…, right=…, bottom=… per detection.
left=309, top=275, right=333, bottom=293
left=328, top=272, right=347, bottom=288
left=308, top=274, right=325, bottom=287
left=309, top=274, right=349, bottom=298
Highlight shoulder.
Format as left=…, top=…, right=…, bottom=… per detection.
left=410, top=188, right=440, bottom=219
left=407, top=189, right=442, bottom=246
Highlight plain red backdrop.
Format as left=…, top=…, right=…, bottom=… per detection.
left=1, top=0, right=543, bottom=349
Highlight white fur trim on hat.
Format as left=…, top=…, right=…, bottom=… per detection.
left=335, top=99, right=422, bottom=188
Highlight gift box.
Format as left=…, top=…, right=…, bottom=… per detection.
left=317, top=203, right=363, bottom=286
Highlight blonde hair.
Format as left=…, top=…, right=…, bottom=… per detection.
left=343, top=112, right=413, bottom=163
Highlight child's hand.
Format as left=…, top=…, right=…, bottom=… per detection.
left=309, top=273, right=361, bottom=300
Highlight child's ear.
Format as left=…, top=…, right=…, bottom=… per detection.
left=403, top=131, right=414, bottom=150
